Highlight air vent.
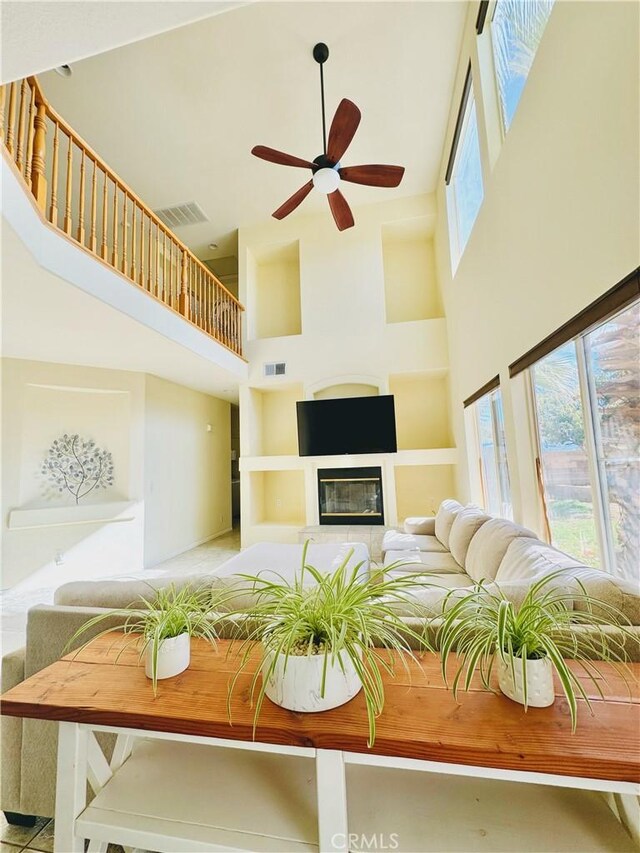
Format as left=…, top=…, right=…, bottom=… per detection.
left=264, top=362, right=286, bottom=377
left=154, top=201, right=209, bottom=229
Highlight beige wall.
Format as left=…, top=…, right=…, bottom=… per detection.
left=395, top=465, right=457, bottom=522
left=143, top=375, right=231, bottom=566
left=261, top=386, right=301, bottom=456
left=250, top=242, right=302, bottom=339
left=435, top=1, right=639, bottom=530
left=390, top=372, right=452, bottom=450
left=1, top=358, right=146, bottom=590
left=383, top=220, right=442, bottom=323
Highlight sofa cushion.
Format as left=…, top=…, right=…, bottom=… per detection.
left=495, top=537, right=585, bottom=583
left=448, top=507, right=491, bottom=568
left=569, top=570, right=640, bottom=625
left=403, top=516, right=436, bottom=536
left=384, top=549, right=462, bottom=574
left=465, top=517, right=538, bottom=583
left=382, top=530, right=447, bottom=554
left=434, top=499, right=464, bottom=548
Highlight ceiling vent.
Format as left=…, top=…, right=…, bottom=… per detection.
left=154, top=201, right=209, bottom=229
left=264, top=362, right=286, bottom=377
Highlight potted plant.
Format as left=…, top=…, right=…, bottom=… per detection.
left=436, top=571, right=634, bottom=729
left=227, top=542, right=433, bottom=746
left=66, top=583, right=229, bottom=691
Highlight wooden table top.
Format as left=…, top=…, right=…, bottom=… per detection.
left=2, top=634, right=639, bottom=783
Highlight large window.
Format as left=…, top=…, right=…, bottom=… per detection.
left=446, top=71, right=484, bottom=267
left=531, top=302, right=639, bottom=580
left=491, top=0, right=555, bottom=131
left=469, top=385, right=512, bottom=519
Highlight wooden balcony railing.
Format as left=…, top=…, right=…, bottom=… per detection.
left=0, top=77, right=244, bottom=357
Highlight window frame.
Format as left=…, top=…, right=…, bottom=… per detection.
left=445, top=66, right=484, bottom=269
left=527, top=299, right=639, bottom=577
left=464, top=377, right=513, bottom=519
left=489, top=0, right=556, bottom=135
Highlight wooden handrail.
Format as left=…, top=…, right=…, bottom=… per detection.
left=1, top=76, right=244, bottom=357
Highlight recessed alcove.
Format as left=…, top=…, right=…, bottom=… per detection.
left=389, top=371, right=453, bottom=450
left=246, top=384, right=303, bottom=456
left=382, top=217, right=443, bottom=323
left=249, top=470, right=306, bottom=525
left=247, top=241, right=301, bottom=339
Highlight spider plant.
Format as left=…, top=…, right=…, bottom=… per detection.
left=437, top=571, right=635, bottom=730
left=227, top=542, right=433, bottom=746
left=65, top=583, right=230, bottom=692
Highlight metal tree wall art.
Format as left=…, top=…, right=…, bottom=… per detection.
left=41, top=434, right=114, bottom=504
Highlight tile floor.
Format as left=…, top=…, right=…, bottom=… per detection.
left=0, top=813, right=126, bottom=853
left=0, top=528, right=241, bottom=656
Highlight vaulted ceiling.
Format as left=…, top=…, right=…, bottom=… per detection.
left=38, top=2, right=467, bottom=261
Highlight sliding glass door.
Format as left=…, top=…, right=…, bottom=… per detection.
left=531, top=302, right=639, bottom=580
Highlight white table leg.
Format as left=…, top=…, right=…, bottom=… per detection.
left=54, top=722, right=88, bottom=853
left=316, top=749, right=348, bottom=853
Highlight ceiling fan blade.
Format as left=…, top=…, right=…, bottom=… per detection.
left=272, top=180, right=314, bottom=220
left=252, top=146, right=315, bottom=170
left=339, top=164, right=405, bottom=188
left=326, top=99, right=361, bottom=163
left=327, top=189, right=355, bottom=231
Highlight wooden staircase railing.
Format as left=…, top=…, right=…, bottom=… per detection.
left=0, top=77, right=244, bottom=357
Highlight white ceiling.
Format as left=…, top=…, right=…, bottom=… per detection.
left=0, top=1, right=244, bottom=83
left=38, top=1, right=467, bottom=260
left=1, top=221, right=243, bottom=401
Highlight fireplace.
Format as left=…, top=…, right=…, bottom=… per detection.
left=317, top=467, right=384, bottom=525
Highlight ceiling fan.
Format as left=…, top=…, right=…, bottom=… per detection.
left=251, top=43, right=405, bottom=231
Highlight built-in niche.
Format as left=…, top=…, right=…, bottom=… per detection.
left=394, top=464, right=456, bottom=523
left=247, top=240, right=301, bottom=339
left=389, top=371, right=453, bottom=450
left=249, top=470, right=306, bottom=526
left=247, top=384, right=303, bottom=456
left=19, top=384, right=130, bottom=509
left=382, top=217, right=443, bottom=323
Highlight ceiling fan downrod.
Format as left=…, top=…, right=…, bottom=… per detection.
left=313, top=42, right=330, bottom=159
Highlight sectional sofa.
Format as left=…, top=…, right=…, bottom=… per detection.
left=2, top=501, right=639, bottom=822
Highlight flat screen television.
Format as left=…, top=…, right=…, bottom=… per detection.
left=296, top=395, right=397, bottom=457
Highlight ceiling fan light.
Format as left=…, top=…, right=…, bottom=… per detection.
left=312, top=167, right=340, bottom=194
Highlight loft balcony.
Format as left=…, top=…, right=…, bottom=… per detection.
left=1, top=76, right=245, bottom=370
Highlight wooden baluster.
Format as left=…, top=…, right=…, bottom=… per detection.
left=24, top=84, right=36, bottom=182
left=49, top=122, right=59, bottom=225
left=77, top=149, right=86, bottom=244
left=130, top=204, right=137, bottom=281
left=179, top=250, right=190, bottom=318
left=0, top=84, right=6, bottom=142
left=197, top=264, right=202, bottom=327
left=89, top=159, right=97, bottom=252
left=121, top=194, right=128, bottom=274
left=224, top=291, right=230, bottom=345
left=162, top=231, right=167, bottom=302
left=16, top=79, right=28, bottom=171
left=111, top=184, right=119, bottom=266
left=63, top=137, right=73, bottom=234
left=205, top=275, right=210, bottom=333
left=139, top=210, right=145, bottom=286
left=154, top=223, right=159, bottom=297
left=100, top=173, right=108, bottom=259
left=30, top=100, right=48, bottom=211
left=168, top=241, right=174, bottom=307
left=147, top=217, right=153, bottom=291
left=6, top=81, right=17, bottom=156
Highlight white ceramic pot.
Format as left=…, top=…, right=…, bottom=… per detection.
left=144, top=633, right=190, bottom=681
left=497, top=655, right=555, bottom=708
left=262, top=648, right=363, bottom=712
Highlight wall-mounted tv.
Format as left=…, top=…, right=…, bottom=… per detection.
left=296, top=395, right=397, bottom=457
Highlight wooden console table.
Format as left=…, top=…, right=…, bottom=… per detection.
left=2, top=634, right=639, bottom=852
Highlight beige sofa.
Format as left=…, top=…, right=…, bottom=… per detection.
left=383, top=500, right=640, bottom=621
left=2, top=502, right=639, bottom=821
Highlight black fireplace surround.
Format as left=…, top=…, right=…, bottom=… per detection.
left=317, top=467, right=384, bottom=526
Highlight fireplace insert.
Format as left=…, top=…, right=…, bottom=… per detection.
left=317, top=467, right=384, bottom=525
